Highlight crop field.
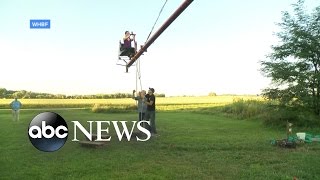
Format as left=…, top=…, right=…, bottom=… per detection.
left=0, top=96, right=262, bottom=109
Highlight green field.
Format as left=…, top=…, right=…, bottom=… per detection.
left=1, top=108, right=320, bottom=179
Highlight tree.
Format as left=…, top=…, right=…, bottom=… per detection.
left=12, top=91, right=25, bottom=99
left=0, top=88, right=7, bottom=98
left=208, top=92, right=217, bottom=96
left=261, top=0, right=320, bottom=115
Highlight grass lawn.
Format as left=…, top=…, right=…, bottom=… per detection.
left=0, top=109, right=319, bottom=179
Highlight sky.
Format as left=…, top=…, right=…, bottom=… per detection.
left=0, top=0, right=318, bottom=96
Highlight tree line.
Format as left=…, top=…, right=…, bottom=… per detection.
left=0, top=88, right=165, bottom=99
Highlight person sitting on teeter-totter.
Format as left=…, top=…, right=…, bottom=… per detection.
left=122, top=31, right=137, bottom=58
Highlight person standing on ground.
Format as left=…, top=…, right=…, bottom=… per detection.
left=132, top=90, right=147, bottom=122
left=10, top=98, right=22, bottom=121
left=145, top=88, right=156, bottom=135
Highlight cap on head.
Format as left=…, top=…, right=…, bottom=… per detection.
left=149, top=88, right=155, bottom=93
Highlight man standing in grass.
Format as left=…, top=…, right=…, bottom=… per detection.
left=145, top=88, right=157, bottom=135
left=10, top=98, right=22, bottom=121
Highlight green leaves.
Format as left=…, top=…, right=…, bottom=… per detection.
left=261, top=0, right=320, bottom=115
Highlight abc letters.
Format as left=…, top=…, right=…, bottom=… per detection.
left=29, top=121, right=68, bottom=139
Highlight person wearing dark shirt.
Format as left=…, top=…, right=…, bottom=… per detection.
left=122, top=31, right=136, bottom=58
left=145, top=88, right=157, bottom=135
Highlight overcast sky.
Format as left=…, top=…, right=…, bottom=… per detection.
left=0, top=0, right=318, bottom=96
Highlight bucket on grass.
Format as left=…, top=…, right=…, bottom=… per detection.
left=296, top=132, right=306, bottom=140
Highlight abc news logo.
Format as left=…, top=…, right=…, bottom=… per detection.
left=28, top=112, right=151, bottom=152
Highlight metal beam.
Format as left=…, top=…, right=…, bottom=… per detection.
left=126, top=0, right=194, bottom=72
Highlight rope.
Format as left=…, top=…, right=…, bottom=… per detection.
left=138, top=58, right=142, bottom=90
left=136, top=59, right=138, bottom=93
left=145, top=0, right=168, bottom=42
left=134, top=59, right=139, bottom=106
left=135, top=58, right=143, bottom=92
left=135, top=58, right=144, bottom=121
